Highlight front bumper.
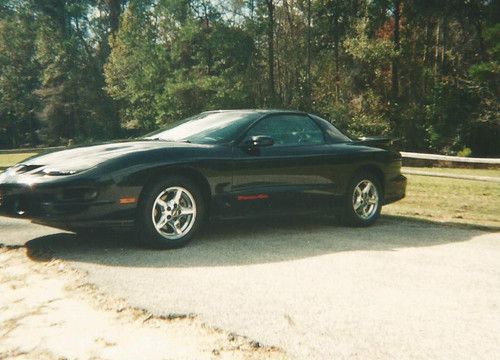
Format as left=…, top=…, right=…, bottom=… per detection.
left=0, top=179, right=138, bottom=230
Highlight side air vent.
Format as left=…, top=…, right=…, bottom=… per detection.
left=12, top=164, right=43, bottom=174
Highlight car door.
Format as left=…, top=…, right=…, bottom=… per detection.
left=230, top=113, right=338, bottom=216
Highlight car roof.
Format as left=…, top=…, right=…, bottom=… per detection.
left=203, top=109, right=308, bottom=116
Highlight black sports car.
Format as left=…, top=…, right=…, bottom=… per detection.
left=0, top=110, right=406, bottom=248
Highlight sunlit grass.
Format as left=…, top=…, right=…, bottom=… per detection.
left=384, top=174, right=500, bottom=228
left=0, top=153, right=38, bottom=168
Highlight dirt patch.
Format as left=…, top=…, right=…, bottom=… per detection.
left=0, top=246, right=286, bottom=360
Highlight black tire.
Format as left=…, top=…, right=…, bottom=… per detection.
left=137, top=176, right=206, bottom=249
left=339, top=171, right=382, bottom=227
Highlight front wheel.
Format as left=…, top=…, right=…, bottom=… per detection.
left=137, top=176, right=205, bottom=248
left=339, top=172, right=382, bottom=227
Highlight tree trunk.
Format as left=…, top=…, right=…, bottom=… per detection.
left=469, top=0, right=487, bottom=62
left=306, top=0, right=312, bottom=107
left=391, top=0, right=400, bottom=102
left=107, top=0, right=121, bottom=35
left=441, top=14, right=447, bottom=75
left=333, top=11, right=340, bottom=103
left=475, top=20, right=487, bottom=62
left=434, top=19, right=440, bottom=79
left=202, top=2, right=213, bottom=75
left=266, top=0, right=276, bottom=105
left=29, top=112, right=36, bottom=146
left=249, top=0, right=255, bottom=20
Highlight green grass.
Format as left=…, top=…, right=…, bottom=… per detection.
left=384, top=173, right=500, bottom=228
left=0, top=153, right=38, bottom=168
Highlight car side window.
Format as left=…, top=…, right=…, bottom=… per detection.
left=309, top=114, right=351, bottom=143
left=246, top=114, right=325, bottom=146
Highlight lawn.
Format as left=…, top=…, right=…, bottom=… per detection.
left=384, top=173, right=500, bottom=229
left=0, top=153, right=38, bottom=168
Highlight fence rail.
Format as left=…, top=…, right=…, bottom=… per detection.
left=401, top=151, right=500, bottom=165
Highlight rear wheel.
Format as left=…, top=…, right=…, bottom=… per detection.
left=340, top=172, right=382, bottom=226
left=137, top=176, right=205, bottom=248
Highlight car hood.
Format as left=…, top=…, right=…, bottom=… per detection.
left=18, top=140, right=178, bottom=174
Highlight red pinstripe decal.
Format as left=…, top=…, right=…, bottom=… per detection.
left=237, top=194, right=269, bottom=201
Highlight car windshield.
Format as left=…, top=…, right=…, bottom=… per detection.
left=144, top=111, right=261, bottom=144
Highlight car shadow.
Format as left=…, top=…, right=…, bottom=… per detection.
left=24, top=215, right=489, bottom=268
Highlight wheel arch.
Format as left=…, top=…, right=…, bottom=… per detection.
left=352, top=164, right=385, bottom=197
left=137, top=165, right=212, bottom=210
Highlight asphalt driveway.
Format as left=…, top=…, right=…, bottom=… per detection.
left=1, top=216, right=499, bottom=359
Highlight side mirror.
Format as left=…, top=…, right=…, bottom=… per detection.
left=241, top=135, right=274, bottom=148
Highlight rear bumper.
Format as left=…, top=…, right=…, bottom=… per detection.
left=383, top=174, right=407, bottom=205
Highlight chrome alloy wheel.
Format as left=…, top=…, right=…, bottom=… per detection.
left=151, top=186, right=197, bottom=240
left=352, top=179, right=379, bottom=220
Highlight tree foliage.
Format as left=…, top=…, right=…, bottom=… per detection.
left=0, top=0, right=498, bottom=156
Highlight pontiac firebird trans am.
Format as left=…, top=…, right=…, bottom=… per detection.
left=0, top=110, right=406, bottom=248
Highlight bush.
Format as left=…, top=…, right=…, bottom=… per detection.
left=457, top=147, right=472, bottom=157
